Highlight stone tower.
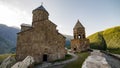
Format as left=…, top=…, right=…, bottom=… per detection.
left=71, top=20, right=89, bottom=52
left=16, top=5, right=66, bottom=63
left=32, top=5, right=49, bottom=26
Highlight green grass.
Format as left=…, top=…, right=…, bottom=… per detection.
left=63, top=52, right=89, bottom=68
left=0, top=54, right=15, bottom=63
left=87, top=26, right=120, bottom=50
left=107, top=48, right=120, bottom=54
left=87, top=31, right=107, bottom=50
left=52, top=54, right=72, bottom=63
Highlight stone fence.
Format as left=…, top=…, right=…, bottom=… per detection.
left=100, top=50, right=120, bottom=61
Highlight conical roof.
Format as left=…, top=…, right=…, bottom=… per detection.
left=74, top=20, right=84, bottom=29
left=33, top=5, right=49, bottom=14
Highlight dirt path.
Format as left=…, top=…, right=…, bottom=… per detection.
left=82, top=50, right=111, bottom=68
left=46, top=64, right=64, bottom=68
left=35, top=52, right=78, bottom=68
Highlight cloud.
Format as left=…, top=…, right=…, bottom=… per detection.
left=0, top=1, right=31, bottom=28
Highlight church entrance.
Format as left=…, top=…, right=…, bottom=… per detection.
left=43, top=54, right=48, bottom=61
left=74, top=48, right=77, bottom=51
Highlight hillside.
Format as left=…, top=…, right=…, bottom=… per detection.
left=0, top=24, right=19, bottom=46
left=103, top=26, right=120, bottom=49
left=64, top=35, right=73, bottom=48
left=87, top=31, right=107, bottom=50
left=0, top=24, right=19, bottom=54
left=87, top=26, right=120, bottom=50
left=0, top=36, right=12, bottom=54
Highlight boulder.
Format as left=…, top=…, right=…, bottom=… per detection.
left=11, top=56, right=34, bottom=68
left=0, top=56, right=16, bottom=68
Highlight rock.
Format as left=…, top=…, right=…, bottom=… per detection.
left=82, top=50, right=111, bottom=68
left=11, top=56, right=34, bottom=68
left=0, top=56, right=16, bottom=68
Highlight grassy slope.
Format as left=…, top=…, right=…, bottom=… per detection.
left=108, top=48, right=120, bottom=54
left=87, top=26, right=120, bottom=54
left=87, top=31, right=107, bottom=50
left=63, top=52, right=89, bottom=68
left=0, top=54, right=15, bottom=63
left=103, top=26, right=120, bottom=49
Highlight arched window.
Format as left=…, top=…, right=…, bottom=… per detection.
left=78, top=34, right=81, bottom=39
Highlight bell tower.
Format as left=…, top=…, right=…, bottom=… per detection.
left=71, top=20, right=89, bottom=52
left=32, top=5, right=49, bottom=26
left=73, top=20, right=86, bottom=39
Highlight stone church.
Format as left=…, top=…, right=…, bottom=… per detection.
left=71, top=20, right=89, bottom=52
left=16, top=5, right=66, bottom=63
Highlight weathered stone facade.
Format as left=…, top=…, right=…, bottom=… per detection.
left=16, top=5, right=66, bottom=63
left=71, top=20, right=89, bottom=52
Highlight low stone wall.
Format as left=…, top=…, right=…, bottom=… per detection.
left=100, top=50, right=120, bottom=61
left=101, top=50, right=120, bottom=68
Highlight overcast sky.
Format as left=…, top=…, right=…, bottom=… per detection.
left=0, top=0, right=120, bottom=36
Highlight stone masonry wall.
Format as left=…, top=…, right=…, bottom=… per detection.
left=16, top=20, right=66, bottom=63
